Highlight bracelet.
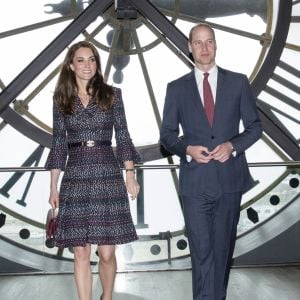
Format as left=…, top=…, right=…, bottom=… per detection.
left=125, top=168, right=135, bottom=173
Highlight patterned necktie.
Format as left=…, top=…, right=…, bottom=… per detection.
left=203, top=72, right=215, bottom=126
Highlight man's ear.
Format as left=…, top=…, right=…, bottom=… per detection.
left=188, top=42, right=192, bottom=53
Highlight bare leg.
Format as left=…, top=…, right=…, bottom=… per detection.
left=98, top=245, right=117, bottom=300
left=73, top=244, right=92, bottom=300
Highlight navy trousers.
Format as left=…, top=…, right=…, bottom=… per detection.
left=182, top=192, right=242, bottom=300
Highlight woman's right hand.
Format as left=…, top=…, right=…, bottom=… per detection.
left=49, top=189, right=59, bottom=209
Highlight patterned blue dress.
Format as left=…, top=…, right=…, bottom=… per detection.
left=45, top=87, right=140, bottom=248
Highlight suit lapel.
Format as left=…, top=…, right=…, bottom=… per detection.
left=213, top=67, right=227, bottom=128
left=185, top=71, right=208, bottom=122
left=184, top=69, right=230, bottom=129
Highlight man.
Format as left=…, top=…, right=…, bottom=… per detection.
left=160, top=23, right=262, bottom=300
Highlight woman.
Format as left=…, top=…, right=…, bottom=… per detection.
left=45, top=41, right=140, bottom=300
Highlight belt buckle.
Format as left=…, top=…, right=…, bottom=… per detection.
left=86, top=140, right=95, bottom=147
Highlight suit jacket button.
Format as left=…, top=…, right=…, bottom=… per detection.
left=211, top=136, right=215, bottom=139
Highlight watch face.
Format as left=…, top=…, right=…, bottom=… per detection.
left=0, top=0, right=299, bottom=272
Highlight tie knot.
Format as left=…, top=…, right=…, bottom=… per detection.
left=203, top=72, right=209, bottom=79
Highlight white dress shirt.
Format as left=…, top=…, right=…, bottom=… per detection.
left=194, top=64, right=218, bottom=105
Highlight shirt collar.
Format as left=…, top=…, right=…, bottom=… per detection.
left=194, top=64, right=218, bottom=83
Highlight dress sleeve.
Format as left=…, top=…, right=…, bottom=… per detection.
left=113, top=88, right=141, bottom=166
left=44, top=101, right=68, bottom=170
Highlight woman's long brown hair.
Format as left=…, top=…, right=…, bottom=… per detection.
left=54, top=41, right=114, bottom=114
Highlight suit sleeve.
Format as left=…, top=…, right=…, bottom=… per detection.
left=230, top=75, right=262, bottom=155
left=160, top=82, right=189, bottom=158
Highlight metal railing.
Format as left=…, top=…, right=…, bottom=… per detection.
left=0, top=161, right=299, bottom=172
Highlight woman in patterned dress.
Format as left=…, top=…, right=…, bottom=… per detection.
left=45, top=41, right=140, bottom=300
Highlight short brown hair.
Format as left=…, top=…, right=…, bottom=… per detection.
left=188, top=23, right=215, bottom=42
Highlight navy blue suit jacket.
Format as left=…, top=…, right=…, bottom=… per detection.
left=160, top=67, right=262, bottom=197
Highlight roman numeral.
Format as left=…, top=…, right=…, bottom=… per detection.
left=0, top=145, right=45, bottom=207
left=259, top=60, right=300, bottom=143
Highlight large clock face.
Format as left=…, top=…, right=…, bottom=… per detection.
left=0, top=0, right=299, bottom=272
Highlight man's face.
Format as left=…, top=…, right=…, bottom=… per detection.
left=188, top=26, right=217, bottom=70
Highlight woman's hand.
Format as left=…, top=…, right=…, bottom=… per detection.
left=125, top=172, right=140, bottom=200
left=49, top=189, right=59, bottom=209
left=49, top=169, right=61, bottom=209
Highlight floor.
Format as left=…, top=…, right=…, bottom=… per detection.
left=1, top=265, right=300, bottom=300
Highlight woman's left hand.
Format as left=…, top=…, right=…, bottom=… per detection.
left=126, top=173, right=140, bottom=200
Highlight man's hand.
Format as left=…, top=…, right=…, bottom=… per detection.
left=210, top=142, right=233, bottom=163
left=186, top=145, right=212, bottom=163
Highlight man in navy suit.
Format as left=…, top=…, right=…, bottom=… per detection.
left=160, top=23, right=262, bottom=299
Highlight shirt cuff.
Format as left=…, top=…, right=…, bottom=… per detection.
left=186, top=155, right=192, bottom=162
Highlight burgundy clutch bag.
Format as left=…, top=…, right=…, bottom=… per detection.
left=45, top=208, right=58, bottom=248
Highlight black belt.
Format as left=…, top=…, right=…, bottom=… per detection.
left=68, top=140, right=111, bottom=148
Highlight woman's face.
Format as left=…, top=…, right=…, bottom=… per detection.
left=70, top=47, right=97, bottom=82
